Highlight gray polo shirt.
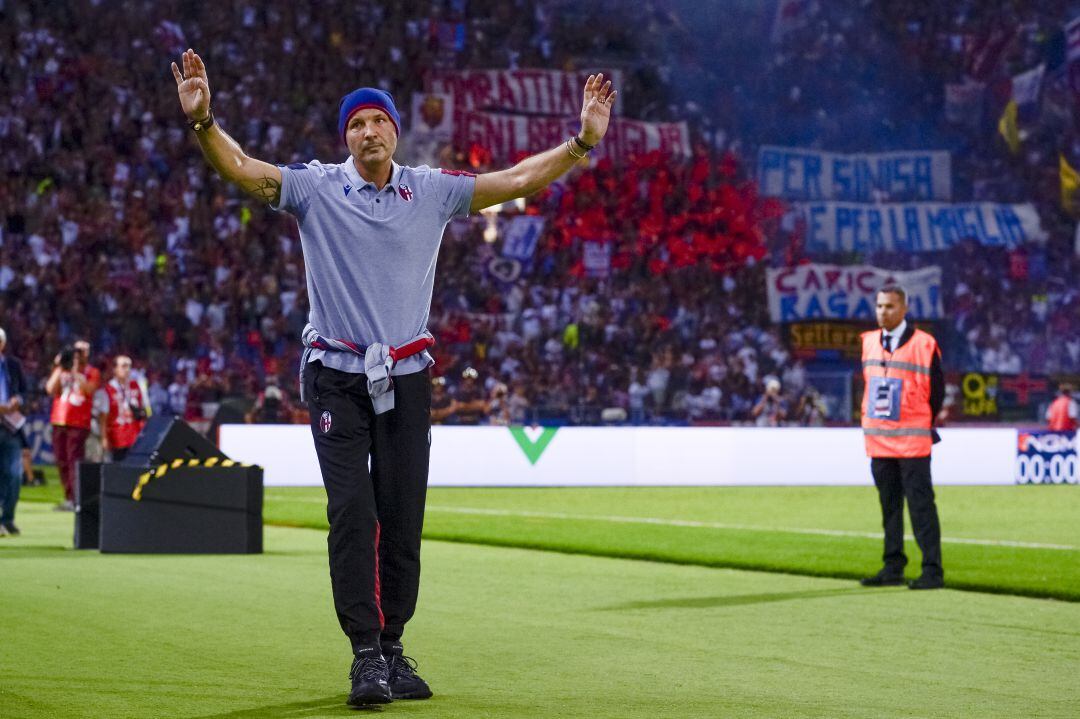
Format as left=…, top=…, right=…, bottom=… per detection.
left=272, top=156, right=475, bottom=375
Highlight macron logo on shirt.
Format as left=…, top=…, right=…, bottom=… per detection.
left=343, top=184, right=352, bottom=197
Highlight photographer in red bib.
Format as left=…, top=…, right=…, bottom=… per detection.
left=859, top=285, right=945, bottom=590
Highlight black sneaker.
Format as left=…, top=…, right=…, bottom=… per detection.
left=347, top=649, right=392, bottom=706
left=859, top=569, right=905, bottom=587
left=387, top=654, right=433, bottom=700
left=1, top=523, right=19, bottom=536
left=908, top=574, right=945, bottom=590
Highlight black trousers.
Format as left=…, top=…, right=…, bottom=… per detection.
left=870, top=456, right=943, bottom=578
left=305, top=361, right=431, bottom=654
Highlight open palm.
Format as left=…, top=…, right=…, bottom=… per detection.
left=579, top=73, right=617, bottom=146
left=171, top=49, right=211, bottom=120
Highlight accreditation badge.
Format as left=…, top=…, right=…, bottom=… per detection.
left=867, top=376, right=904, bottom=421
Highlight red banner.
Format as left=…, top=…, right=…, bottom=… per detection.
left=425, top=68, right=622, bottom=116
left=456, top=111, right=691, bottom=163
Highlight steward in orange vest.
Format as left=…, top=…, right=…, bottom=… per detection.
left=859, top=286, right=945, bottom=591
left=1046, top=384, right=1078, bottom=432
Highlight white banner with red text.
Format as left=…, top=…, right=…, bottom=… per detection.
left=765, top=263, right=943, bottom=323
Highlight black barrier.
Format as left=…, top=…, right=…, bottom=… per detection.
left=99, top=464, right=263, bottom=554
left=122, top=415, right=224, bottom=468
left=73, top=462, right=103, bottom=550
left=75, top=417, right=263, bottom=554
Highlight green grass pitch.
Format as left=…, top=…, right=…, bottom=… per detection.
left=3, top=474, right=1078, bottom=717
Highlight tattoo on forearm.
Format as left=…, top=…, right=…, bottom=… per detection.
left=247, top=175, right=281, bottom=202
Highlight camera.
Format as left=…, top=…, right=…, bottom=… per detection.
left=129, top=401, right=148, bottom=422
left=58, top=346, right=76, bottom=371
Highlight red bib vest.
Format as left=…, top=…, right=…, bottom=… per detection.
left=103, top=378, right=146, bottom=449
left=50, top=366, right=101, bottom=430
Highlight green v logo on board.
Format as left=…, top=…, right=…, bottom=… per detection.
left=508, top=426, right=559, bottom=466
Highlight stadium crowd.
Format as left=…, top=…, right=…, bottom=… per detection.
left=1, top=0, right=1077, bottom=430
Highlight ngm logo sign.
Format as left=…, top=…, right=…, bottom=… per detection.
left=1016, top=431, right=1077, bottom=485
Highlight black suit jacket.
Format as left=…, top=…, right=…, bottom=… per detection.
left=0, top=354, right=26, bottom=401
left=884, top=323, right=945, bottom=419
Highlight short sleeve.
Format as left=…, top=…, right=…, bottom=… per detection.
left=92, top=388, right=108, bottom=415
left=270, top=160, right=329, bottom=218
left=431, top=168, right=476, bottom=220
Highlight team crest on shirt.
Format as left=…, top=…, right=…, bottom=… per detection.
left=398, top=183, right=413, bottom=201
left=320, top=410, right=332, bottom=433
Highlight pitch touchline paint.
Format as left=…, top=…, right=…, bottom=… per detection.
left=422, top=506, right=1079, bottom=550
left=266, top=496, right=1078, bottom=551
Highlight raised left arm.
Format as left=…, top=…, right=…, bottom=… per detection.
left=470, top=73, right=617, bottom=213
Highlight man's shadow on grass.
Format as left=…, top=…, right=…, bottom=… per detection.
left=600, top=586, right=894, bottom=611
left=190, top=695, right=390, bottom=718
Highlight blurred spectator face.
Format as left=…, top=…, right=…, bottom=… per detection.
left=74, top=340, right=91, bottom=362
left=345, top=109, right=398, bottom=167
left=113, top=356, right=132, bottom=382
left=875, top=291, right=906, bottom=332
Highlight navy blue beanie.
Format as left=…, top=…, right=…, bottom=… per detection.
left=338, top=87, right=401, bottom=143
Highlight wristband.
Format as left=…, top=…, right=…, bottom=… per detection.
left=573, top=135, right=595, bottom=152
left=188, top=108, right=215, bottom=132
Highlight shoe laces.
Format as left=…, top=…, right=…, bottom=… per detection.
left=388, top=654, right=419, bottom=681
left=350, top=655, right=388, bottom=682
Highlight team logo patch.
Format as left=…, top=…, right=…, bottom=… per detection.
left=343, top=184, right=352, bottom=197
left=398, top=183, right=413, bottom=201
left=320, top=410, right=332, bottom=433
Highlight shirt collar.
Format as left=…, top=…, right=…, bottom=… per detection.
left=883, top=319, right=908, bottom=340
left=343, top=156, right=401, bottom=193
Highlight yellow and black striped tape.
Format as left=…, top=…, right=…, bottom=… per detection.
left=132, top=456, right=259, bottom=500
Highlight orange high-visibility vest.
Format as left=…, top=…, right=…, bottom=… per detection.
left=861, top=328, right=939, bottom=458
left=1046, top=395, right=1078, bottom=431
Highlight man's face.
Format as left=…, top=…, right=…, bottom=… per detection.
left=875, top=291, right=906, bottom=332
left=345, top=108, right=397, bottom=166
left=114, top=357, right=132, bottom=382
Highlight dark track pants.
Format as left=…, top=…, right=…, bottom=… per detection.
left=305, top=361, right=431, bottom=654
left=871, top=456, right=943, bottom=578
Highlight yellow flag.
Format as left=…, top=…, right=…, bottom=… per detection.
left=1060, top=154, right=1080, bottom=215
left=998, top=100, right=1020, bottom=155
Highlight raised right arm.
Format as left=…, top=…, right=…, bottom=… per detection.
left=171, top=49, right=282, bottom=204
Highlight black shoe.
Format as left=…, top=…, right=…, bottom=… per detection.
left=1, top=523, right=19, bottom=536
left=347, top=649, right=392, bottom=706
left=387, top=654, right=433, bottom=700
left=860, top=570, right=905, bottom=587
left=908, top=575, right=944, bottom=590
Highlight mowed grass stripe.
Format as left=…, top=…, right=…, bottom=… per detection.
left=21, top=481, right=1080, bottom=601
left=269, top=496, right=1079, bottom=549
left=256, top=488, right=1080, bottom=602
